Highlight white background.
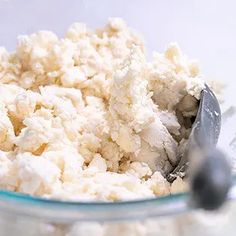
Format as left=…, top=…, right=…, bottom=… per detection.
left=0, top=0, right=235, bottom=158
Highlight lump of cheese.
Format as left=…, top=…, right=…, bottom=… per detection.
left=0, top=18, right=204, bottom=201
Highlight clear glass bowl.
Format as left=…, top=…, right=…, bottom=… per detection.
left=1, top=185, right=236, bottom=236
left=0, top=1, right=236, bottom=235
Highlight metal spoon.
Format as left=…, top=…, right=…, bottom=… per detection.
left=167, top=84, right=232, bottom=210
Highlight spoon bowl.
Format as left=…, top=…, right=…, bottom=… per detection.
left=167, top=84, right=232, bottom=210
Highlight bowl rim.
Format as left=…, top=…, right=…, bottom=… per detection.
left=0, top=189, right=189, bottom=221
left=0, top=176, right=235, bottom=221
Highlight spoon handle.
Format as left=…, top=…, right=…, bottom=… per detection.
left=189, top=148, right=232, bottom=210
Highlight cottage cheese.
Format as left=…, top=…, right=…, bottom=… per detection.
left=0, top=18, right=204, bottom=201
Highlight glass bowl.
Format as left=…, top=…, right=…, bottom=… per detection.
left=1, top=184, right=236, bottom=236
left=0, top=1, right=236, bottom=235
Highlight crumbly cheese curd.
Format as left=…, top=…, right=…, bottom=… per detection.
left=0, top=18, right=204, bottom=201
